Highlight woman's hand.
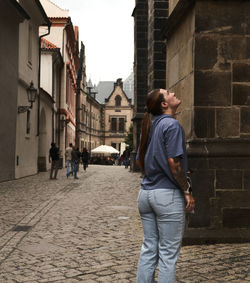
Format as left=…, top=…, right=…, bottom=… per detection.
left=184, top=194, right=195, bottom=212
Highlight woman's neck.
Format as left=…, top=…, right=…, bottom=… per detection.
left=162, top=108, right=177, bottom=117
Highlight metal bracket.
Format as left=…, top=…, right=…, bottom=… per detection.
left=18, top=106, right=31, bottom=114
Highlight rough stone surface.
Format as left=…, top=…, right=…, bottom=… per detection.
left=0, top=166, right=250, bottom=282
left=233, top=84, right=250, bottom=106
left=195, top=71, right=231, bottom=106
left=216, top=108, right=240, bottom=138
left=194, top=108, right=215, bottom=138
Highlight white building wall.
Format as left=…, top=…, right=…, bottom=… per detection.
left=41, top=54, right=53, bottom=94
left=44, top=26, right=64, bottom=51
left=16, top=14, right=40, bottom=178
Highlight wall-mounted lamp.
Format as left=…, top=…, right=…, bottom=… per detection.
left=60, top=116, right=69, bottom=130
left=18, top=81, right=37, bottom=114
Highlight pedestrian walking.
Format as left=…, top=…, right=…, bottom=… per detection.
left=65, top=143, right=73, bottom=178
left=71, top=146, right=81, bottom=179
left=122, top=147, right=130, bottom=168
left=49, top=142, right=60, bottom=180
left=136, top=89, right=195, bottom=283
left=81, top=147, right=89, bottom=171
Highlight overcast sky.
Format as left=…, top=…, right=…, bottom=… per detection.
left=50, top=0, right=135, bottom=85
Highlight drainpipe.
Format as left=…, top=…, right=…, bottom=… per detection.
left=75, top=42, right=84, bottom=148
left=37, top=24, right=51, bottom=136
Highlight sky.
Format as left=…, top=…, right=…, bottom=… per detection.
left=50, top=0, right=135, bottom=85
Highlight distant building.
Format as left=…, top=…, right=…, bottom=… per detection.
left=81, top=78, right=134, bottom=154
left=123, top=72, right=134, bottom=104
left=40, top=0, right=80, bottom=161
left=96, top=72, right=134, bottom=104
left=96, top=81, right=114, bottom=104
left=103, top=79, right=133, bottom=152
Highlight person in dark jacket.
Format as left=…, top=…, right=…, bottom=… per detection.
left=71, top=146, right=81, bottom=179
left=122, top=147, right=131, bottom=168
left=49, top=142, right=60, bottom=179
left=81, top=147, right=89, bottom=171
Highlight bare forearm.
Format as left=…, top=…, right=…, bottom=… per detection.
left=168, top=157, right=189, bottom=192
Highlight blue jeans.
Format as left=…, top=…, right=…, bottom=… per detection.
left=66, top=160, right=72, bottom=175
left=72, top=161, right=79, bottom=179
left=137, top=188, right=185, bottom=283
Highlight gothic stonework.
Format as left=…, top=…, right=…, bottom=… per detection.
left=134, top=0, right=250, bottom=231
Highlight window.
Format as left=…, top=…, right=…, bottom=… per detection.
left=66, top=74, right=70, bottom=104
left=81, top=104, right=85, bottom=123
left=115, top=95, right=121, bottom=107
left=111, top=118, right=117, bottom=132
left=26, top=110, right=30, bottom=135
left=28, top=24, right=32, bottom=64
left=119, top=118, right=125, bottom=132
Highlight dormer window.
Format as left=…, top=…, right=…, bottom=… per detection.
left=115, top=95, right=121, bottom=107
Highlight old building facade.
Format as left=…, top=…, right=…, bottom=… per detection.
left=0, top=0, right=133, bottom=182
left=0, top=0, right=50, bottom=182
left=79, top=78, right=134, bottom=154
left=40, top=0, right=80, bottom=160
left=104, top=79, right=133, bottom=151
left=133, top=0, right=250, bottom=230
left=0, top=0, right=29, bottom=182
left=39, top=38, right=63, bottom=171
left=79, top=80, right=104, bottom=151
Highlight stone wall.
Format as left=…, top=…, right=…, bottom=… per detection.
left=164, top=0, right=250, bottom=229
left=166, top=6, right=194, bottom=138
left=132, top=0, right=148, bottom=151
left=190, top=0, right=250, bottom=229
left=132, top=0, right=168, bottom=153
left=148, top=0, right=168, bottom=91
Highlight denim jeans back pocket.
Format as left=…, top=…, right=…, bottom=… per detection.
left=153, top=189, right=174, bottom=207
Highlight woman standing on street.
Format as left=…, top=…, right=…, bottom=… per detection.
left=136, top=89, right=195, bottom=283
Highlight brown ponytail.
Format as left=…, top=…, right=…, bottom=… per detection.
left=137, top=89, right=165, bottom=172
left=138, top=112, right=152, bottom=172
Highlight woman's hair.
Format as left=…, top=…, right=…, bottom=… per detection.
left=138, top=89, right=165, bottom=172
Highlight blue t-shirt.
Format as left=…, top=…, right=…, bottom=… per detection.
left=139, top=114, right=187, bottom=190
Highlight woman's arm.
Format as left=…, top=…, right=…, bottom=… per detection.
left=168, top=156, right=195, bottom=211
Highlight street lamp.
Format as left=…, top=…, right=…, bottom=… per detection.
left=18, top=81, right=37, bottom=114
left=60, top=115, right=69, bottom=130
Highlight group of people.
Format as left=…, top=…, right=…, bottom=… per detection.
left=65, top=143, right=90, bottom=179
left=49, top=143, right=89, bottom=180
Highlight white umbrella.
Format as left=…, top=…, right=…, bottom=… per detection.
left=91, top=145, right=119, bottom=155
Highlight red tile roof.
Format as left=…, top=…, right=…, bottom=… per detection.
left=41, top=38, right=58, bottom=49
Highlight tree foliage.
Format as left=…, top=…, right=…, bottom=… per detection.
left=124, top=124, right=133, bottom=151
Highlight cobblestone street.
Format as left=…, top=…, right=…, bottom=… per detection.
left=0, top=165, right=249, bottom=282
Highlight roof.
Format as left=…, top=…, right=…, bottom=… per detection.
left=96, top=73, right=134, bottom=104
left=40, top=0, right=69, bottom=18
left=96, top=81, right=114, bottom=104
left=9, top=0, right=30, bottom=20
left=34, top=0, right=51, bottom=26
left=123, top=72, right=134, bottom=104
left=41, top=38, right=58, bottom=49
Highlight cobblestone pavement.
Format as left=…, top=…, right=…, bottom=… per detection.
left=0, top=165, right=249, bottom=283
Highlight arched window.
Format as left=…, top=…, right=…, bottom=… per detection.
left=115, top=95, right=122, bottom=107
